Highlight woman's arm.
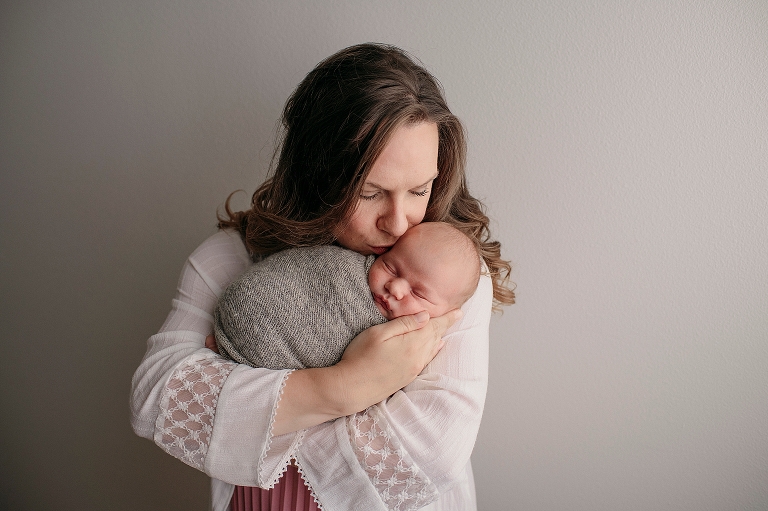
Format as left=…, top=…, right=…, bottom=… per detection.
left=273, top=310, right=459, bottom=435
left=130, top=230, right=455, bottom=487
left=130, top=230, right=298, bottom=486
left=294, top=272, right=493, bottom=510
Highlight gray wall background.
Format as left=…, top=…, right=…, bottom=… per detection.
left=1, top=1, right=766, bottom=510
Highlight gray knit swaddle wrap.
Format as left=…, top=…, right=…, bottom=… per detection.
left=214, top=245, right=387, bottom=369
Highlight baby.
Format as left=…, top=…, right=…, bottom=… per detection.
left=214, top=221, right=480, bottom=370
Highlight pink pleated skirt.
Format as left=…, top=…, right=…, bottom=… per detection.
left=230, top=464, right=319, bottom=511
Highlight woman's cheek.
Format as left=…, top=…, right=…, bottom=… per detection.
left=407, top=200, right=428, bottom=226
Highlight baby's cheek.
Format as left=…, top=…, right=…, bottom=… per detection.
left=402, top=301, right=427, bottom=318
left=423, top=302, right=449, bottom=319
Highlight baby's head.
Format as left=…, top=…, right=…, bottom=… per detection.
left=368, top=222, right=481, bottom=320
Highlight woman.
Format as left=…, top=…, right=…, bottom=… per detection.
left=131, top=43, right=514, bottom=511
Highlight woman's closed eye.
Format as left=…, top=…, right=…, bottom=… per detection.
left=360, top=192, right=380, bottom=201
left=361, top=188, right=429, bottom=200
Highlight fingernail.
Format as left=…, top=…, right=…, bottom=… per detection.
left=415, top=311, right=429, bottom=323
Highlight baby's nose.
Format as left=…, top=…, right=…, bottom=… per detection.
left=387, top=278, right=410, bottom=300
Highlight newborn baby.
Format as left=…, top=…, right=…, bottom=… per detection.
left=214, top=221, right=480, bottom=370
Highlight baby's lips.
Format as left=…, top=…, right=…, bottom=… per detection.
left=374, top=293, right=392, bottom=312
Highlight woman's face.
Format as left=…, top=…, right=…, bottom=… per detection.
left=335, top=122, right=439, bottom=256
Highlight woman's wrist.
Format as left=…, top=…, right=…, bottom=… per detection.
left=271, top=310, right=460, bottom=436
left=271, top=366, right=353, bottom=436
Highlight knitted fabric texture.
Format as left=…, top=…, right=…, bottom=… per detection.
left=214, top=245, right=387, bottom=369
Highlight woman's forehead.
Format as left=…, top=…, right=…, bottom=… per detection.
left=364, top=122, right=439, bottom=188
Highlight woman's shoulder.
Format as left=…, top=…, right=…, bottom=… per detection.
left=186, top=229, right=253, bottom=289
left=452, top=269, right=493, bottom=332
left=189, top=229, right=249, bottom=261
left=469, top=270, right=493, bottom=307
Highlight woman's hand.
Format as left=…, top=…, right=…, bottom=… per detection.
left=272, top=309, right=462, bottom=436
left=336, top=309, right=462, bottom=409
left=204, top=334, right=219, bottom=353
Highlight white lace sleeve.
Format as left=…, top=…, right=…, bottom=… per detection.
left=130, top=230, right=301, bottom=486
left=155, top=353, right=238, bottom=469
left=348, top=407, right=439, bottom=510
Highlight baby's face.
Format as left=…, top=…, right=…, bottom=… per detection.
left=368, top=231, right=465, bottom=320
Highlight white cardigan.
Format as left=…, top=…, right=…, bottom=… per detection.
left=130, top=229, right=492, bottom=511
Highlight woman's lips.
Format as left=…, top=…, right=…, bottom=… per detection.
left=370, top=245, right=393, bottom=255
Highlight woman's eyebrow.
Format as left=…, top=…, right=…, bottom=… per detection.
left=413, top=174, right=439, bottom=189
left=364, top=174, right=439, bottom=191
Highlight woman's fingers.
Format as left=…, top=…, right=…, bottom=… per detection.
left=204, top=334, right=219, bottom=353
left=370, top=307, right=461, bottom=343
left=379, top=310, right=430, bottom=337
left=407, top=308, right=462, bottom=367
left=427, top=309, right=463, bottom=339
left=375, top=308, right=464, bottom=377
left=334, top=308, right=465, bottom=414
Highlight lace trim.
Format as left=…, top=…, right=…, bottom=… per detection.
left=259, top=370, right=307, bottom=489
left=155, top=354, right=237, bottom=470
left=348, top=407, right=439, bottom=511
left=295, top=458, right=325, bottom=510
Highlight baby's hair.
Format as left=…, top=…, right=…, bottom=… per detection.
left=411, top=221, right=482, bottom=307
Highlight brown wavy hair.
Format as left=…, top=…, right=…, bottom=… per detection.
left=219, top=43, right=515, bottom=308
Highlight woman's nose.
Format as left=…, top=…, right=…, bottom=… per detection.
left=378, top=199, right=409, bottom=237
left=385, top=278, right=410, bottom=300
